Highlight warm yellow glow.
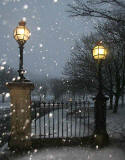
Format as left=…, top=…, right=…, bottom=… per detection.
left=93, top=44, right=107, bottom=60
left=13, top=20, right=30, bottom=45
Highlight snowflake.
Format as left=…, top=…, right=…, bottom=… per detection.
left=39, top=43, right=43, bottom=48
left=16, top=76, right=20, bottom=80
left=37, top=27, right=41, bottom=31
left=54, top=60, right=58, bottom=66
left=34, top=149, right=38, bottom=153
left=40, top=86, right=43, bottom=90
left=32, top=15, right=36, bottom=19
left=0, top=66, right=4, bottom=70
left=42, top=57, right=45, bottom=60
left=5, top=93, right=10, bottom=98
left=12, top=77, right=16, bottom=81
left=23, top=4, right=28, bottom=10
left=22, top=17, right=27, bottom=22
left=49, top=113, right=53, bottom=118
left=53, top=0, right=58, bottom=3
left=109, top=154, right=112, bottom=158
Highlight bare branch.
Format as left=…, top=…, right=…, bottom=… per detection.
left=67, top=0, right=125, bottom=22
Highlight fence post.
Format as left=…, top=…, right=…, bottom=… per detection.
left=7, top=81, right=34, bottom=150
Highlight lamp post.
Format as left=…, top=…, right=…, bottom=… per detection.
left=93, top=41, right=109, bottom=146
left=6, top=20, right=34, bottom=150
left=13, top=20, right=31, bottom=81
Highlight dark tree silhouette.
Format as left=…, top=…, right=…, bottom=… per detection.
left=50, top=78, right=67, bottom=101
left=68, top=0, right=125, bottom=23
left=64, top=20, right=125, bottom=113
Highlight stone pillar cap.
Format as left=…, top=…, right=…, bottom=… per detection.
left=6, top=81, right=34, bottom=90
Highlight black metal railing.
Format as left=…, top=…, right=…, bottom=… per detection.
left=31, top=101, right=94, bottom=138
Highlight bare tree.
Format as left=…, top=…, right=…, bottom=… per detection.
left=34, top=80, right=48, bottom=101
left=50, top=78, right=67, bottom=101
left=68, top=0, right=125, bottom=23
left=63, top=34, right=99, bottom=94
left=64, top=21, right=125, bottom=113
left=97, top=19, right=125, bottom=112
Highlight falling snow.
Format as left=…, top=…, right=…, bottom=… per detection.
left=0, top=1, right=123, bottom=159
left=5, top=93, right=10, bottom=98
left=0, top=66, right=4, bottom=70
left=5, top=146, right=125, bottom=160
left=39, top=43, right=43, bottom=48
left=53, top=0, right=59, bottom=3
left=0, top=103, right=124, bottom=159
left=23, top=4, right=28, bottom=10
left=22, top=17, right=27, bottom=22
left=0, top=0, right=90, bottom=77
left=37, top=27, right=41, bottom=31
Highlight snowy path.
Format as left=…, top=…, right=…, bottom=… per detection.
left=107, top=106, right=125, bottom=140
left=11, top=146, right=125, bottom=160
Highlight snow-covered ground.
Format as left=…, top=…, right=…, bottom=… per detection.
left=7, top=105, right=125, bottom=160
left=107, top=106, right=125, bottom=140
left=9, top=106, right=125, bottom=160
left=0, top=103, right=125, bottom=160
left=10, top=145, right=125, bottom=160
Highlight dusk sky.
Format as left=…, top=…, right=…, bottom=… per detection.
left=0, top=0, right=96, bottom=79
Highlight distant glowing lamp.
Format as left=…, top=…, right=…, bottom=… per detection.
left=93, top=41, right=107, bottom=60
left=92, top=41, right=109, bottom=140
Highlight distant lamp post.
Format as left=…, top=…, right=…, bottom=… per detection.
left=93, top=41, right=109, bottom=146
left=14, top=20, right=31, bottom=81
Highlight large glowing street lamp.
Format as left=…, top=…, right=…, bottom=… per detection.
left=14, top=20, right=31, bottom=81
left=93, top=41, right=109, bottom=145
left=7, top=20, right=34, bottom=150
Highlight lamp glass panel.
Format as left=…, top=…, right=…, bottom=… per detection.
left=14, top=25, right=30, bottom=43
left=93, top=45, right=107, bottom=60
left=17, top=27, right=24, bottom=35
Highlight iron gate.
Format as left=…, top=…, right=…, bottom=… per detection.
left=31, top=101, right=94, bottom=139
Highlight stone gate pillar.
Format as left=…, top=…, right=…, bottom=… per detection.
left=7, top=81, right=34, bottom=150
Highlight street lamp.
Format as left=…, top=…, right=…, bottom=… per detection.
left=93, top=41, right=109, bottom=145
left=13, top=20, right=31, bottom=81
left=6, top=20, right=34, bottom=150
left=93, top=41, right=107, bottom=60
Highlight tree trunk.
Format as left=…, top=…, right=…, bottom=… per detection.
left=109, top=95, right=113, bottom=110
left=2, top=94, right=5, bottom=103
left=40, top=94, right=42, bottom=102
left=72, top=92, right=76, bottom=101
left=121, top=94, right=124, bottom=107
left=121, top=89, right=124, bottom=107
left=113, top=95, right=120, bottom=113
